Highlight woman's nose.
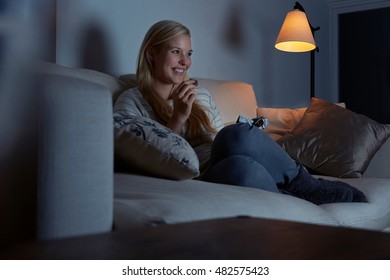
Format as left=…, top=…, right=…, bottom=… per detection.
left=179, top=54, right=190, bottom=66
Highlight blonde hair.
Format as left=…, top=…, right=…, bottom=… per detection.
left=136, top=20, right=217, bottom=139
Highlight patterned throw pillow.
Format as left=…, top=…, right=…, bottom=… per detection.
left=114, top=114, right=200, bottom=180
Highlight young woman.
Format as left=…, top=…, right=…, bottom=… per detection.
left=113, top=20, right=367, bottom=205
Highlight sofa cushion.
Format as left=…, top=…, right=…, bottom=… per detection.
left=114, top=115, right=199, bottom=180
left=319, top=176, right=390, bottom=231
left=113, top=173, right=338, bottom=230
left=277, top=98, right=390, bottom=178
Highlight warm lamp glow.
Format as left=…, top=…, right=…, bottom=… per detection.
left=275, top=9, right=316, bottom=52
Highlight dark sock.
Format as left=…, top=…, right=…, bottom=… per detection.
left=281, top=165, right=368, bottom=205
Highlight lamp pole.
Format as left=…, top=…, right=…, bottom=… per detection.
left=310, top=46, right=319, bottom=98
left=294, top=2, right=320, bottom=99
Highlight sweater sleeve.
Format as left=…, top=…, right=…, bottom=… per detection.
left=191, top=86, right=224, bottom=173
left=195, top=86, right=224, bottom=133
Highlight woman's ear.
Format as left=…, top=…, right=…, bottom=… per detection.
left=146, top=47, right=154, bottom=64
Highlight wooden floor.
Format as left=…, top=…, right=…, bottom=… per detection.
left=1, top=217, right=390, bottom=260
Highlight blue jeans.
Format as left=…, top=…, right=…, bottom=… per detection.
left=201, top=123, right=300, bottom=193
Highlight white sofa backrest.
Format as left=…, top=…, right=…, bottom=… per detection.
left=38, top=64, right=259, bottom=127
left=196, top=78, right=258, bottom=126
left=119, top=74, right=258, bottom=127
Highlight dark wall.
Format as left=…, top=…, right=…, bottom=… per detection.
left=339, top=7, right=390, bottom=123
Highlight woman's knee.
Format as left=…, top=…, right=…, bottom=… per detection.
left=202, top=155, right=280, bottom=193
left=215, top=123, right=268, bottom=144
left=211, top=123, right=272, bottom=162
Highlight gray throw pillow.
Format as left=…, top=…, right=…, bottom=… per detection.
left=277, top=98, right=390, bottom=178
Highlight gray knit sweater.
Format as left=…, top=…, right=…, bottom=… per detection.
left=113, top=85, right=224, bottom=172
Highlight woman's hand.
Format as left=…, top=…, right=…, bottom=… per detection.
left=167, top=79, right=198, bottom=133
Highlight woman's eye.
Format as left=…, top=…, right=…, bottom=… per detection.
left=171, top=49, right=192, bottom=57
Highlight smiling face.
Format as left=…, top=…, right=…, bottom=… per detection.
left=150, top=34, right=193, bottom=88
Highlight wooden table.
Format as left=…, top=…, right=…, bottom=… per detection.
left=1, top=217, right=390, bottom=259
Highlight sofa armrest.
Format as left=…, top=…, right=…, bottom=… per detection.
left=37, top=74, right=114, bottom=240
left=364, top=137, right=390, bottom=178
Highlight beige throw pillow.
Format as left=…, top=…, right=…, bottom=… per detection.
left=257, top=107, right=307, bottom=140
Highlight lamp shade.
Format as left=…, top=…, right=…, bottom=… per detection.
left=275, top=9, right=316, bottom=52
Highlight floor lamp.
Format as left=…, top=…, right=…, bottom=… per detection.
left=275, top=2, right=320, bottom=98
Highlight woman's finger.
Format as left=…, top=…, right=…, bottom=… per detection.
left=180, top=87, right=197, bottom=103
left=173, top=79, right=198, bottom=98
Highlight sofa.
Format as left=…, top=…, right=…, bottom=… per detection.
left=29, top=61, right=390, bottom=240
